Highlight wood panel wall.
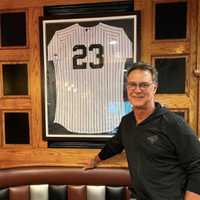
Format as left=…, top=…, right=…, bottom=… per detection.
left=0, top=0, right=199, bottom=169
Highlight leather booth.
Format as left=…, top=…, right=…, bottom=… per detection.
left=0, top=166, right=132, bottom=200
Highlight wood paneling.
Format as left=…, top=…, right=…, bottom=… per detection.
left=28, top=7, right=46, bottom=148
left=0, top=148, right=128, bottom=169
left=0, top=0, right=133, bottom=9
left=0, top=49, right=30, bottom=61
left=196, top=0, right=200, bottom=135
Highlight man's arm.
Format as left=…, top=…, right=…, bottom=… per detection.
left=168, top=115, right=200, bottom=198
left=84, top=128, right=124, bottom=170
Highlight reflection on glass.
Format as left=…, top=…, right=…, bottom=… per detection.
left=155, top=2, right=187, bottom=39
left=155, top=57, right=186, bottom=94
left=3, top=64, right=28, bottom=95
left=4, top=112, right=30, bottom=144
left=1, top=12, right=26, bottom=46
left=174, top=112, right=185, bottom=119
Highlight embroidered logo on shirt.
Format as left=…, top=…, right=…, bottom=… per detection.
left=147, top=135, right=159, bottom=144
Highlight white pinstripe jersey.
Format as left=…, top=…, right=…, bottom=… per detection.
left=48, top=22, right=132, bottom=133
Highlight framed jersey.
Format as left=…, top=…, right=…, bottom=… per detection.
left=40, top=12, right=140, bottom=146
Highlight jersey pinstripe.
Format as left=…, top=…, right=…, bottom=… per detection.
left=48, top=22, right=132, bottom=133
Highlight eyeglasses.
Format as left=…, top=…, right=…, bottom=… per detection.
left=127, top=82, right=154, bottom=90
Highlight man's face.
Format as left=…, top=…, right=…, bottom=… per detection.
left=127, top=69, right=157, bottom=109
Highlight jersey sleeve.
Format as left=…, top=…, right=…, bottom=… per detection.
left=98, top=126, right=124, bottom=160
left=120, top=29, right=133, bottom=59
left=167, top=115, right=200, bottom=194
left=47, top=31, right=58, bottom=61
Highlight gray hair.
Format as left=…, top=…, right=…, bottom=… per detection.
left=127, top=62, right=158, bottom=83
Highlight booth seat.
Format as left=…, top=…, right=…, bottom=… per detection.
left=0, top=166, right=132, bottom=200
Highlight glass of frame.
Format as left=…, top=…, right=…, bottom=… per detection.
left=40, top=12, right=140, bottom=146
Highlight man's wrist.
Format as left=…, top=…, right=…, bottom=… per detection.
left=94, top=155, right=101, bottom=165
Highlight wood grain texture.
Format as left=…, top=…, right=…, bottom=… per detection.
left=28, top=7, right=47, bottom=148
left=196, top=0, right=200, bottom=136
left=0, top=49, right=30, bottom=61
left=184, top=0, right=198, bottom=133
left=0, top=0, right=130, bottom=9
left=0, top=148, right=128, bottom=169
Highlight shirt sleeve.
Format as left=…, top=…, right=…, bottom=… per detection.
left=168, top=115, right=200, bottom=194
left=47, top=31, right=58, bottom=61
left=98, top=126, right=124, bottom=160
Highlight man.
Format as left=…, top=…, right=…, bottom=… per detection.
left=85, top=62, right=200, bottom=200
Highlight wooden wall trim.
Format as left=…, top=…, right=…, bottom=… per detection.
left=196, top=0, right=200, bottom=136
left=28, top=7, right=47, bottom=148
left=0, top=148, right=128, bottom=169
left=0, top=49, right=30, bottom=61
left=0, top=0, right=125, bottom=10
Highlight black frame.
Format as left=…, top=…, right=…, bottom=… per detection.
left=40, top=11, right=140, bottom=147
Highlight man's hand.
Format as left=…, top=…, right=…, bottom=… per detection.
left=83, top=155, right=101, bottom=170
left=185, top=191, right=200, bottom=200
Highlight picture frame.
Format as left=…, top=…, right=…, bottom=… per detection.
left=40, top=12, right=140, bottom=147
